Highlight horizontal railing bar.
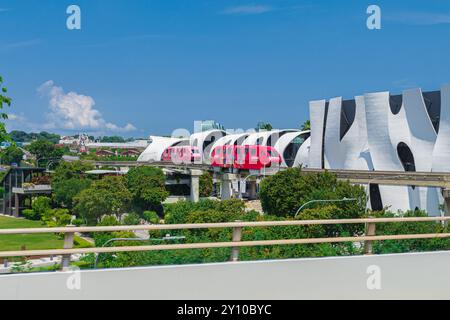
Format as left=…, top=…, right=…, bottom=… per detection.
left=1, top=232, right=450, bottom=258
left=0, top=216, right=449, bottom=235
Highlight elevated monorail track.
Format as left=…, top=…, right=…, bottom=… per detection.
left=68, top=158, right=450, bottom=190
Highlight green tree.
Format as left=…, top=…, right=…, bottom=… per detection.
left=301, top=120, right=311, bottom=131
left=1, top=146, right=24, bottom=165
left=259, top=168, right=366, bottom=222
left=199, top=172, right=213, bottom=197
left=126, top=167, right=169, bottom=214
left=52, top=161, right=94, bottom=184
left=74, top=176, right=132, bottom=225
left=53, top=178, right=92, bottom=209
left=27, top=140, right=63, bottom=166
left=52, top=161, right=94, bottom=209
left=0, top=76, right=12, bottom=144
left=256, top=122, right=273, bottom=132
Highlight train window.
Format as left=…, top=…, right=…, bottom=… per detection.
left=250, top=149, right=257, bottom=156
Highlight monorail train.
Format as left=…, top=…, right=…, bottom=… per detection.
left=162, top=146, right=202, bottom=164
left=211, top=145, right=282, bottom=170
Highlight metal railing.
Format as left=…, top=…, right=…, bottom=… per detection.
left=1, top=216, right=450, bottom=270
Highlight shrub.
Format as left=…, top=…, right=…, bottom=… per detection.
left=41, top=208, right=72, bottom=227
left=143, top=211, right=160, bottom=224
left=259, top=168, right=366, bottom=221
left=123, top=213, right=141, bottom=226
left=22, top=209, right=39, bottom=221
left=199, top=172, right=213, bottom=197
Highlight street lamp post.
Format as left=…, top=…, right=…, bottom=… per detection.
left=294, top=197, right=358, bottom=218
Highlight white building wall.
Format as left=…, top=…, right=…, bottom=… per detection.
left=309, top=85, right=449, bottom=215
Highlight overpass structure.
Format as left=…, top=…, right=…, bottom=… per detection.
left=76, top=159, right=450, bottom=212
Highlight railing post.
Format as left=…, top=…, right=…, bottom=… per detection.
left=364, top=220, right=376, bottom=255
left=60, top=225, right=76, bottom=271
left=230, top=221, right=243, bottom=262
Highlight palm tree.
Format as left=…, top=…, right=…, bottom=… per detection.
left=300, top=120, right=311, bottom=131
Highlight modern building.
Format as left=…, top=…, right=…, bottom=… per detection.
left=301, top=84, right=450, bottom=215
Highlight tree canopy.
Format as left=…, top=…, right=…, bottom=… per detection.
left=27, top=140, right=64, bottom=166
left=0, top=146, right=24, bottom=165
left=74, top=176, right=132, bottom=225
left=256, top=122, right=273, bottom=132
left=126, top=166, right=169, bottom=214
left=0, top=76, right=12, bottom=143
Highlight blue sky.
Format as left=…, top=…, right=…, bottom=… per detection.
left=2, top=0, right=450, bottom=137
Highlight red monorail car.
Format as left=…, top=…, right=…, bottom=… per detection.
left=162, top=146, right=202, bottom=164
left=211, top=145, right=281, bottom=170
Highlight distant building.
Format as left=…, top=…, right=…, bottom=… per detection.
left=195, top=120, right=225, bottom=133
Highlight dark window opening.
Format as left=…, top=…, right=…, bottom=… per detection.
left=370, top=184, right=383, bottom=211
left=397, top=142, right=416, bottom=172
left=321, top=102, right=329, bottom=169
left=422, top=90, right=441, bottom=134
left=390, top=94, right=403, bottom=115
left=340, top=99, right=356, bottom=141
left=283, top=135, right=306, bottom=167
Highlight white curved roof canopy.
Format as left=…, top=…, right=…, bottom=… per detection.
left=294, top=136, right=311, bottom=168
left=190, top=130, right=226, bottom=161
left=274, top=130, right=310, bottom=167
left=137, top=136, right=189, bottom=163
left=242, top=129, right=298, bottom=147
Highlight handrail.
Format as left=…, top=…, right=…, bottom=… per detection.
left=0, top=216, right=449, bottom=235
left=1, top=232, right=450, bottom=258
left=1, top=216, right=450, bottom=264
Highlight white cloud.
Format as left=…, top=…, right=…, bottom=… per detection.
left=37, top=81, right=136, bottom=133
left=386, top=12, right=450, bottom=25
left=222, top=5, right=273, bottom=15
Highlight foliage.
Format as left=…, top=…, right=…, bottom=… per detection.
left=372, top=210, right=450, bottom=254
left=123, top=213, right=141, bottom=225
left=52, top=161, right=94, bottom=209
left=256, top=122, right=273, bottom=132
left=41, top=208, right=72, bottom=227
left=22, top=209, right=40, bottom=221
left=143, top=211, right=160, bottom=224
left=9, top=131, right=60, bottom=144
left=27, top=140, right=64, bottom=165
left=74, top=176, right=132, bottom=225
left=53, top=178, right=92, bottom=209
left=52, top=161, right=94, bottom=184
left=199, top=171, right=213, bottom=197
left=300, top=119, right=311, bottom=131
left=126, top=166, right=169, bottom=213
left=22, top=196, right=52, bottom=221
left=1, top=146, right=24, bottom=165
left=0, top=76, right=12, bottom=144
left=259, top=168, right=366, bottom=217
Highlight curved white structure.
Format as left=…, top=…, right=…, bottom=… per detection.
left=308, top=84, right=450, bottom=215
left=190, top=130, right=226, bottom=161
left=273, top=131, right=310, bottom=167
left=137, top=136, right=188, bottom=163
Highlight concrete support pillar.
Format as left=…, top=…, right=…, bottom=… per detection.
left=14, top=193, right=19, bottom=218
left=190, top=169, right=203, bottom=203
left=443, top=189, right=450, bottom=217
left=221, top=174, right=237, bottom=200
left=247, top=180, right=258, bottom=200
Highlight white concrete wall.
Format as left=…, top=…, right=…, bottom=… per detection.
left=2, top=251, right=450, bottom=299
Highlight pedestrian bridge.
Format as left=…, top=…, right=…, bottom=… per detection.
left=1, top=251, right=450, bottom=299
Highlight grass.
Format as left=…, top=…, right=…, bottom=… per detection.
left=0, top=215, right=92, bottom=252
